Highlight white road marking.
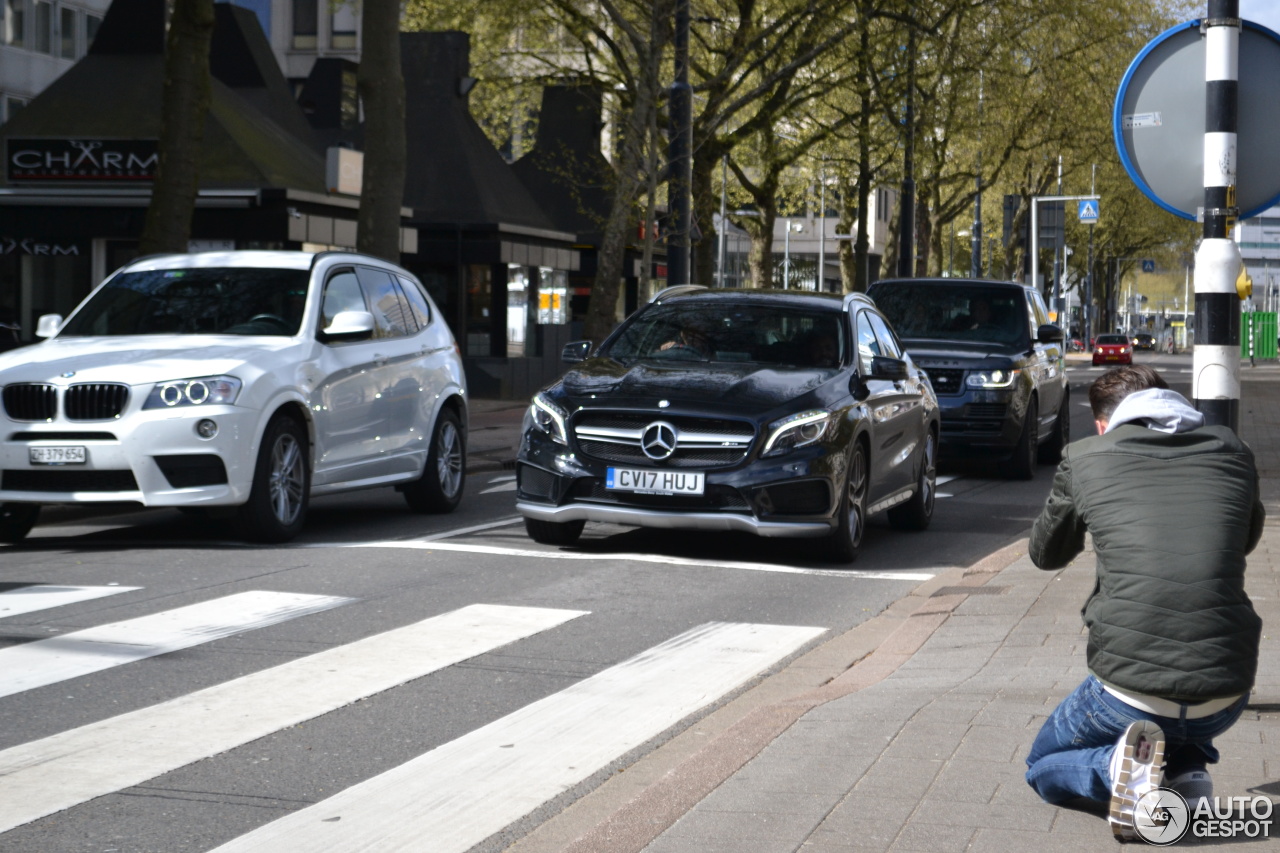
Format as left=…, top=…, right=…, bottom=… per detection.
left=479, top=481, right=519, bottom=494
left=0, top=591, right=352, bottom=700
left=0, top=584, right=139, bottom=619
left=935, top=475, right=959, bottom=485
left=209, top=620, right=826, bottom=853
left=408, top=516, right=523, bottom=542
left=338, top=539, right=935, bottom=581
left=0, top=604, right=585, bottom=834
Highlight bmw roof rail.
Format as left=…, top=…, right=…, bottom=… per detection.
left=650, top=284, right=709, bottom=303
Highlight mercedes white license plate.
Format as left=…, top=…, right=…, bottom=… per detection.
left=29, top=446, right=87, bottom=465
left=606, top=467, right=704, bottom=495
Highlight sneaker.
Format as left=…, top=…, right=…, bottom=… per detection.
left=1109, top=720, right=1166, bottom=841
left=1168, top=768, right=1213, bottom=813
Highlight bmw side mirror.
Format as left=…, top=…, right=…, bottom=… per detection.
left=869, top=355, right=909, bottom=381
left=562, top=340, right=592, bottom=363
left=35, top=314, right=63, bottom=338
left=1037, top=323, right=1064, bottom=344
left=321, top=310, right=375, bottom=341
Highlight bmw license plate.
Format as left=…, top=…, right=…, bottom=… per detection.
left=606, top=467, right=704, bottom=495
left=30, top=446, right=87, bottom=465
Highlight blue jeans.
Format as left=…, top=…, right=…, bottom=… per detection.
left=1025, top=676, right=1248, bottom=804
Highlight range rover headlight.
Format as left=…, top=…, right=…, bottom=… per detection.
left=528, top=392, right=569, bottom=445
left=144, top=375, right=242, bottom=409
left=965, top=369, right=1019, bottom=389
left=761, top=409, right=831, bottom=457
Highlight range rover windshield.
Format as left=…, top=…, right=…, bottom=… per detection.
left=871, top=283, right=1028, bottom=348
left=605, top=303, right=845, bottom=368
left=58, top=268, right=310, bottom=336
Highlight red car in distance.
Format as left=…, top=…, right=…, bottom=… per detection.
left=1092, top=333, right=1133, bottom=366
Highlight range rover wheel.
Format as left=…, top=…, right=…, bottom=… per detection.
left=1038, top=390, right=1070, bottom=464
left=403, top=409, right=465, bottom=513
left=524, top=517, right=585, bottom=545
left=818, top=441, right=868, bottom=563
left=0, top=503, right=40, bottom=543
left=237, top=416, right=310, bottom=543
left=1008, top=398, right=1038, bottom=481
left=888, top=430, right=936, bottom=531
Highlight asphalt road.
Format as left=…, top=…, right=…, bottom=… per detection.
left=0, top=353, right=1184, bottom=853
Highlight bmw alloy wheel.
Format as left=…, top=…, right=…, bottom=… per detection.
left=269, top=432, right=306, bottom=525
left=436, top=419, right=464, bottom=499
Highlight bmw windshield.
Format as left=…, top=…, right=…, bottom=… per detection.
left=604, top=303, right=846, bottom=369
left=59, top=268, right=310, bottom=336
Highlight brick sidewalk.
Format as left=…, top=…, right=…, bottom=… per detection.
left=537, top=370, right=1280, bottom=852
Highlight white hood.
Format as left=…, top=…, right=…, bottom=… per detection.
left=1104, top=387, right=1204, bottom=435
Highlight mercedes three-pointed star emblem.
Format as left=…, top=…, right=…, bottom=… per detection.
left=640, top=420, right=678, bottom=460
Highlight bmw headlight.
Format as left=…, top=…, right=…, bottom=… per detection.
left=965, top=369, right=1019, bottom=389
left=143, top=375, right=242, bottom=409
left=761, top=409, right=831, bottom=457
left=528, top=392, right=568, bottom=445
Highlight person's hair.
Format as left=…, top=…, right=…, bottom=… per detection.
left=1088, top=365, right=1169, bottom=421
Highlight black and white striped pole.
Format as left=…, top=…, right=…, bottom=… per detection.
left=1195, top=0, right=1242, bottom=430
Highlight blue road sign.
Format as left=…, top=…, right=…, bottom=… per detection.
left=1142, top=259, right=1155, bottom=273
left=1078, top=199, right=1099, bottom=223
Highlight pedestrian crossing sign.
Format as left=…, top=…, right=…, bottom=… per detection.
left=1078, top=200, right=1099, bottom=223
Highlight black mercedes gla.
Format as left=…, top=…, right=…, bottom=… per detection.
left=515, top=286, right=940, bottom=562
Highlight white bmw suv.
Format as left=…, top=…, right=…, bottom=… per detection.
left=0, top=251, right=468, bottom=543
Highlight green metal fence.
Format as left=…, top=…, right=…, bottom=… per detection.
left=1245, top=312, right=1278, bottom=360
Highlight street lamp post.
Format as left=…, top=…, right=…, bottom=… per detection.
left=783, top=219, right=803, bottom=289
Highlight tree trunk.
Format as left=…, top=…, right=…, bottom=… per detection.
left=356, top=0, right=406, bottom=263
left=851, top=19, right=872, bottom=294
left=138, top=0, right=214, bottom=255
left=746, top=209, right=777, bottom=289
left=691, top=142, right=721, bottom=286
left=585, top=89, right=654, bottom=344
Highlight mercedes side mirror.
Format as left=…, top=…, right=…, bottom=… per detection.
left=561, top=340, right=592, bottom=363
left=869, top=355, right=909, bottom=382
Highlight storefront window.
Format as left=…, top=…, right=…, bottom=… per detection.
left=465, top=264, right=492, bottom=357
left=537, top=267, right=568, bottom=325
left=506, top=264, right=529, bottom=357
left=291, top=0, right=316, bottom=49
left=0, top=240, right=91, bottom=344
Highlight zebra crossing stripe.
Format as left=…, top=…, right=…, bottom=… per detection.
left=0, top=584, right=139, bottom=619
left=210, top=620, right=825, bottom=853
left=0, top=604, right=586, bottom=834
left=0, top=590, right=353, bottom=700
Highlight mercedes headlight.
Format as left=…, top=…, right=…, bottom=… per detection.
left=965, top=369, right=1019, bottom=389
left=143, top=375, right=242, bottom=409
left=761, top=409, right=831, bottom=457
left=528, top=392, right=568, bottom=444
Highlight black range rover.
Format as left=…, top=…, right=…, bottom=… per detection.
left=866, top=277, right=1068, bottom=479
left=515, top=287, right=940, bottom=562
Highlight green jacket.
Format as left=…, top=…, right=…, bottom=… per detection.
left=1030, top=423, right=1265, bottom=700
